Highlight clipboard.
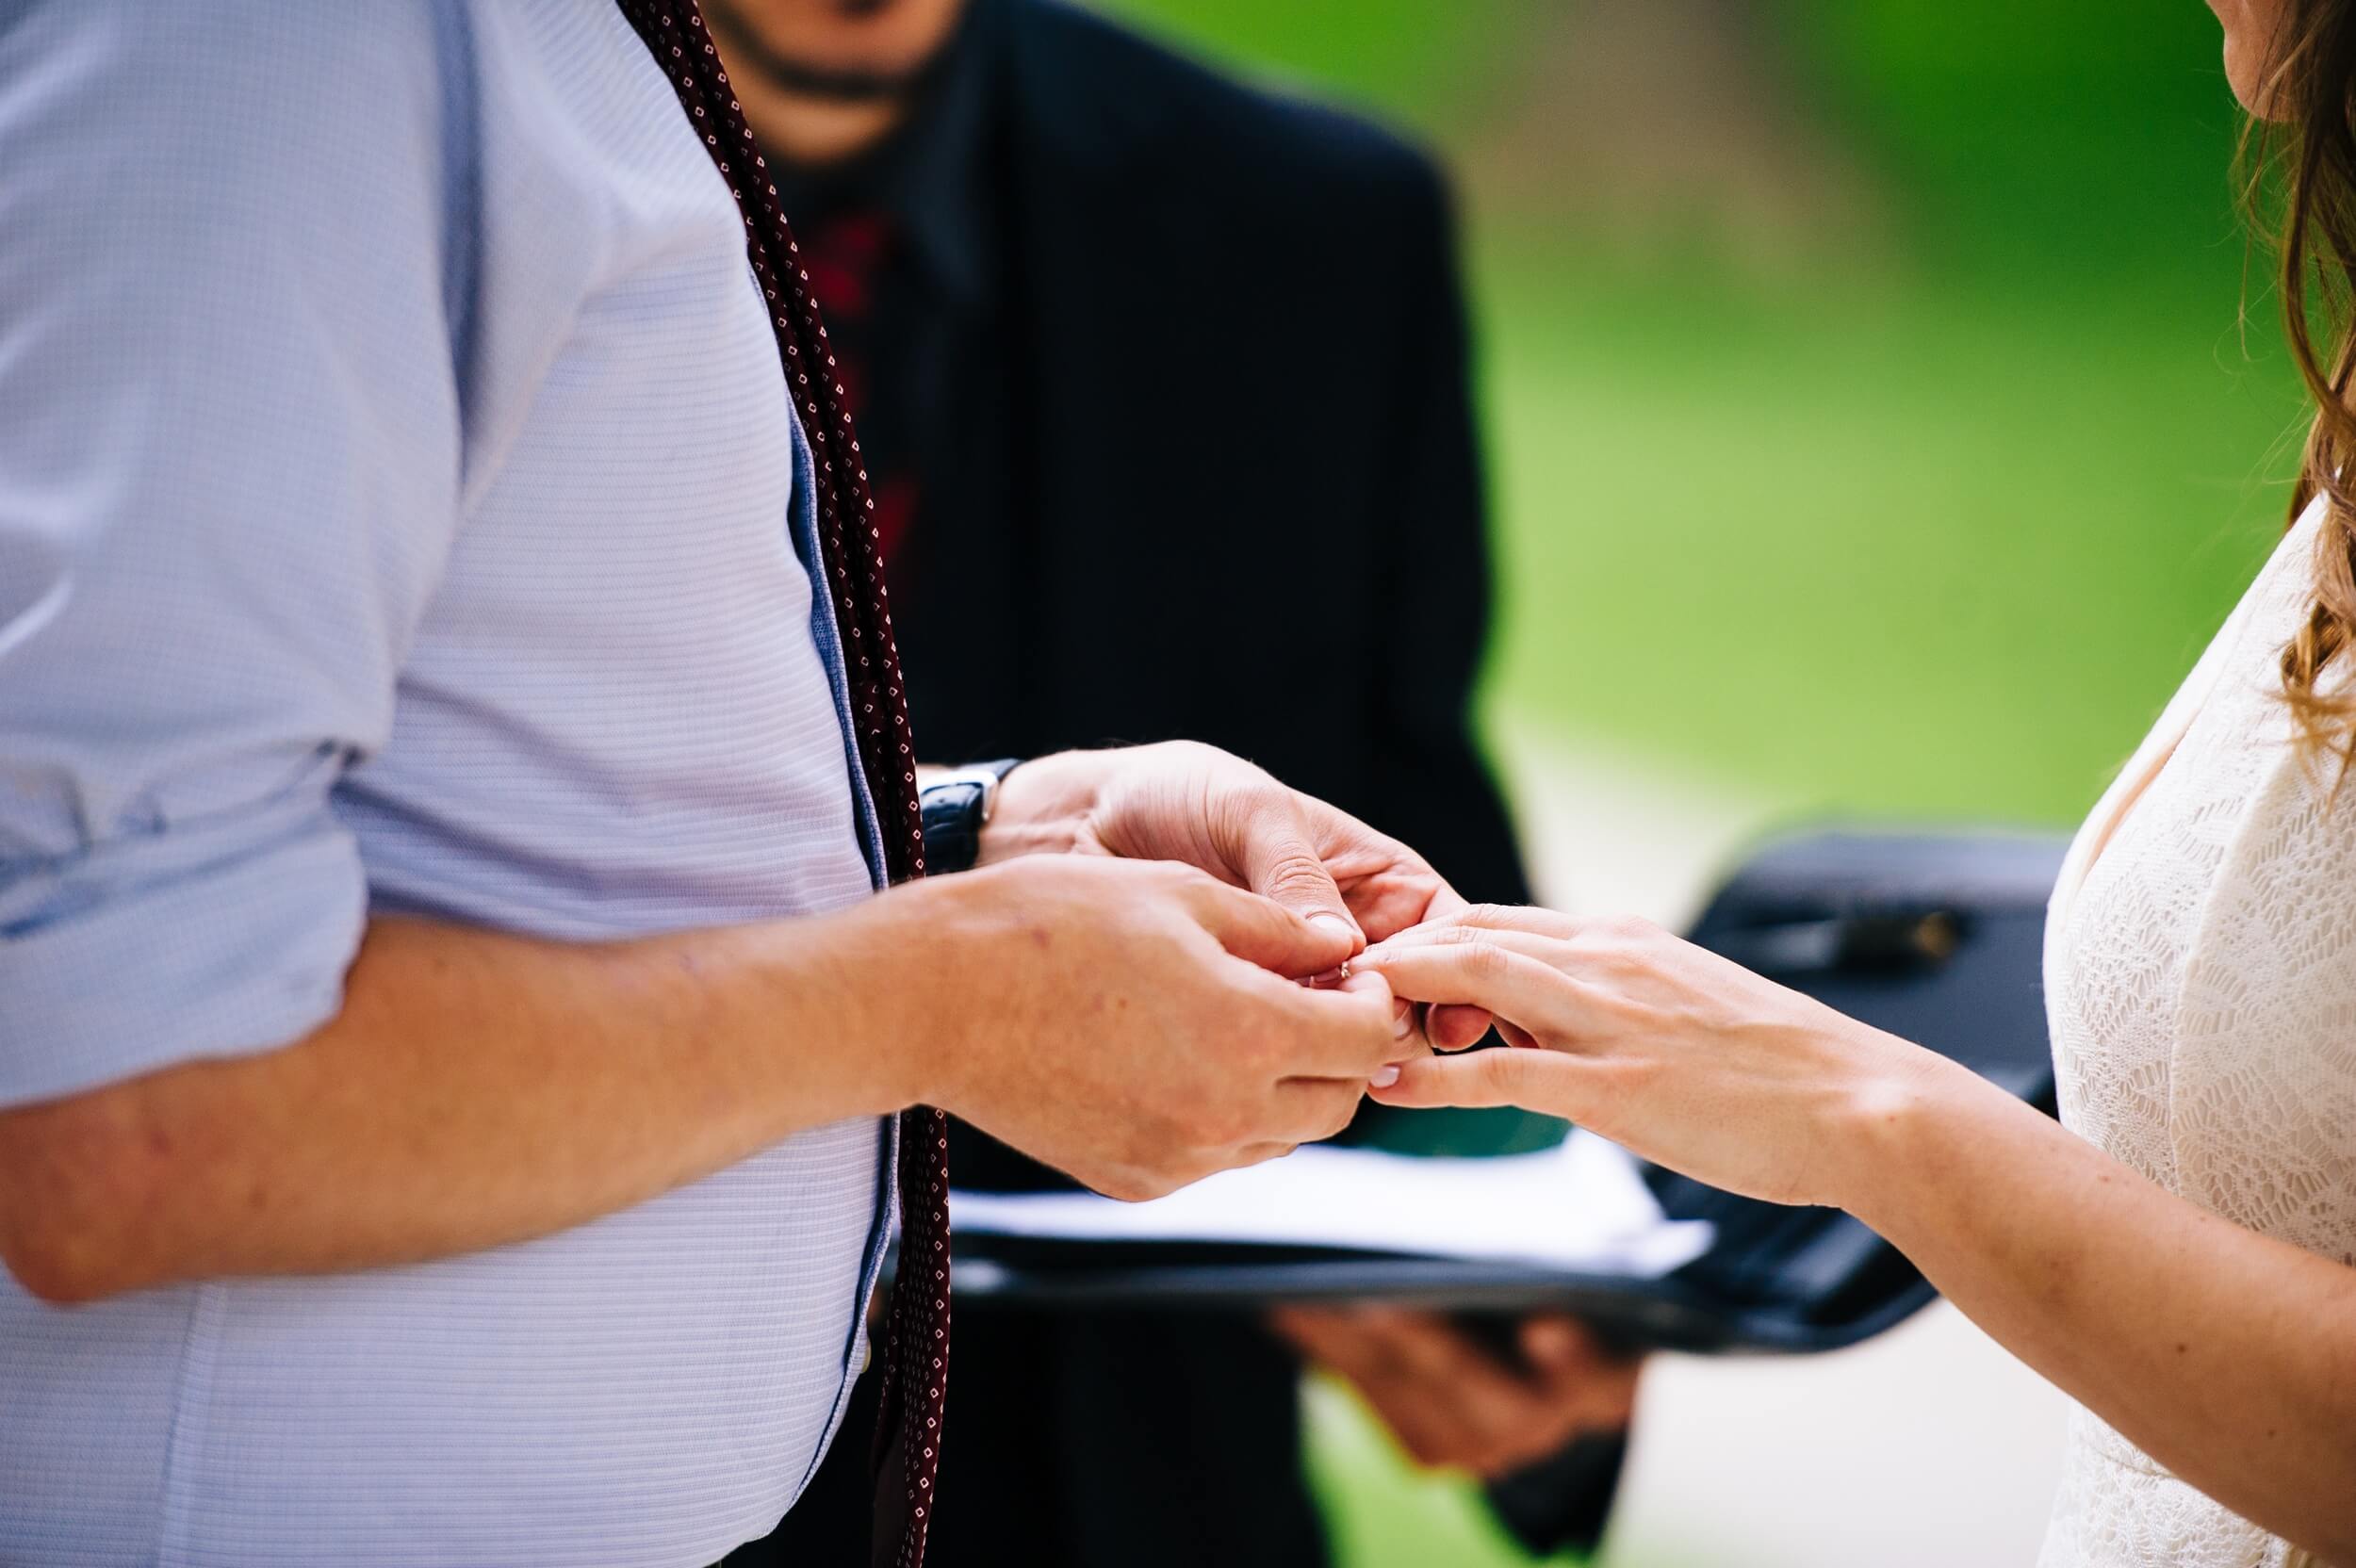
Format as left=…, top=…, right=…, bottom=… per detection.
left=946, top=828, right=2067, bottom=1356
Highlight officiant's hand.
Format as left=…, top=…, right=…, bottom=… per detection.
left=982, top=743, right=1496, bottom=1049
left=1267, top=1306, right=1641, bottom=1478
left=1359, top=907, right=1941, bottom=1209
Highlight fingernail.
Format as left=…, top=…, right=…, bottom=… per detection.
left=1391, top=997, right=1416, bottom=1039
left=1370, top=1064, right=1401, bottom=1089
left=1309, top=912, right=1358, bottom=941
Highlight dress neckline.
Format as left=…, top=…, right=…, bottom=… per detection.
left=2050, top=497, right=2327, bottom=930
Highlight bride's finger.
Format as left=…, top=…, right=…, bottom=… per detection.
left=1365, top=1044, right=1600, bottom=1118
left=1355, top=939, right=1600, bottom=1039
left=1409, top=903, right=1589, bottom=940
left=1366, top=925, right=1589, bottom=979
left=1372, top=918, right=1600, bottom=964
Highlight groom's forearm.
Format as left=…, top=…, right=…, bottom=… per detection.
left=0, top=899, right=946, bottom=1305
left=1, top=737, right=1444, bottom=1307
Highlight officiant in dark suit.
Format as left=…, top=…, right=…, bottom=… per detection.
left=710, top=1, right=1644, bottom=1561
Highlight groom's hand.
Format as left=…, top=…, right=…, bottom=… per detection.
left=905, top=857, right=1419, bottom=1200
left=980, top=743, right=1495, bottom=1049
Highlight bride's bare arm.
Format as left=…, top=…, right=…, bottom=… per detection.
left=1360, top=907, right=2356, bottom=1563
left=1845, top=1056, right=2356, bottom=1562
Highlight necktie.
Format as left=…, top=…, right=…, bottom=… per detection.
left=611, top=8, right=950, bottom=1567
left=799, top=212, right=922, bottom=569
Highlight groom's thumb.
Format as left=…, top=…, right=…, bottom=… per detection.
left=1182, top=876, right=1356, bottom=978
left=1234, top=806, right=1361, bottom=966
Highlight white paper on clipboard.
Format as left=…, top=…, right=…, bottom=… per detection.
left=950, top=1128, right=1713, bottom=1278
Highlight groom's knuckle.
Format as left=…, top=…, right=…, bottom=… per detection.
left=1264, top=851, right=1334, bottom=902
left=1225, top=768, right=1289, bottom=817
left=1266, top=843, right=1324, bottom=880
left=1228, top=791, right=1279, bottom=833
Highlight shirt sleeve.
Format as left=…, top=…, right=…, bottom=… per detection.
left=0, top=4, right=472, bottom=1106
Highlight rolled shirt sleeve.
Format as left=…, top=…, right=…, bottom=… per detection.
left=0, top=5, right=469, bottom=1106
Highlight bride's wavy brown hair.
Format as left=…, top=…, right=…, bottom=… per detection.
left=2254, top=1, right=2356, bottom=764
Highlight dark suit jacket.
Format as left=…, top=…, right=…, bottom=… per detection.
left=731, top=3, right=1614, bottom=1563
left=887, top=10, right=1522, bottom=897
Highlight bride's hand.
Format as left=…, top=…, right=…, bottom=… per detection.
left=1359, top=906, right=1956, bottom=1209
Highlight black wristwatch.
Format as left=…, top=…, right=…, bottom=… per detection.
left=919, top=758, right=1024, bottom=874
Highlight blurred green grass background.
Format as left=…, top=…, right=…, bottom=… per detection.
left=1091, top=2, right=2309, bottom=1563
left=1106, top=0, right=2305, bottom=822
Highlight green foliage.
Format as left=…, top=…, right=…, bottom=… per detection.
left=1459, top=1, right=2305, bottom=825
left=1088, top=0, right=1519, bottom=127
left=1798, top=0, right=2221, bottom=94
left=1477, top=253, right=2297, bottom=825
left=1795, top=2, right=2250, bottom=279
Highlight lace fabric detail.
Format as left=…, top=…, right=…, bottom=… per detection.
left=2042, top=1406, right=2299, bottom=1568
left=2039, top=498, right=2356, bottom=1567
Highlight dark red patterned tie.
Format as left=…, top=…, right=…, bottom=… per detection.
left=612, top=8, right=949, bottom=1566
left=799, top=213, right=923, bottom=570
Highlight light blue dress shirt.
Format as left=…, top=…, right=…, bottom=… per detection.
left=0, top=5, right=898, bottom=1563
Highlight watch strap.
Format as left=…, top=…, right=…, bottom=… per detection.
left=919, top=758, right=1023, bottom=874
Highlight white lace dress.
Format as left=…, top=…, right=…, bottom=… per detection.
left=2040, top=496, right=2356, bottom=1567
